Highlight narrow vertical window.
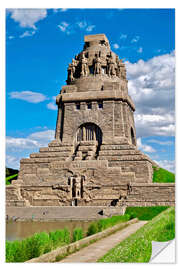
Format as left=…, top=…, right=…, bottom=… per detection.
left=98, top=101, right=103, bottom=109
left=76, top=102, right=80, bottom=110
left=87, top=102, right=92, bottom=109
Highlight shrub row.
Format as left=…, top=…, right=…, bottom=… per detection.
left=6, top=214, right=130, bottom=262
left=6, top=228, right=70, bottom=262
left=87, top=214, right=130, bottom=236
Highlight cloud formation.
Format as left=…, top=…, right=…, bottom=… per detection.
left=6, top=130, right=55, bottom=169
left=137, top=138, right=156, bottom=153
left=58, top=20, right=96, bottom=35
left=6, top=130, right=55, bottom=152
left=8, top=9, right=47, bottom=29
left=126, top=51, right=175, bottom=137
left=155, top=159, right=175, bottom=173
left=47, top=96, right=57, bottom=110
left=19, top=30, right=36, bottom=38
left=9, top=91, right=48, bottom=103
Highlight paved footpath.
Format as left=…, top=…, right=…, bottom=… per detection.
left=60, top=220, right=147, bottom=263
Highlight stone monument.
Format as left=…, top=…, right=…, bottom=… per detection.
left=6, top=34, right=175, bottom=209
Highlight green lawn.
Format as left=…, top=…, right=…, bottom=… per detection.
left=125, top=206, right=169, bottom=220
left=98, top=207, right=175, bottom=263
left=153, top=166, right=175, bottom=183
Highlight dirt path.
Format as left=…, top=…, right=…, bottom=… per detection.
left=60, top=220, right=147, bottom=263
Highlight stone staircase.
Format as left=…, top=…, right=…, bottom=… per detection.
left=73, top=141, right=98, bottom=161
left=23, top=140, right=74, bottom=163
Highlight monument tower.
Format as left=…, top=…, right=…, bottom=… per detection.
left=7, top=34, right=174, bottom=208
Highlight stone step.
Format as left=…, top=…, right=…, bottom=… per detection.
left=39, top=146, right=73, bottom=152
left=100, top=144, right=136, bottom=150
left=78, top=145, right=96, bottom=151
left=99, top=149, right=141, bottom=156
left=99, top=155, right=150, bottom=161
left=30, top=152, right=71, bottom=158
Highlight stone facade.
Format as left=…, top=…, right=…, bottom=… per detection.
left=6, top=34, right=175, bottom=208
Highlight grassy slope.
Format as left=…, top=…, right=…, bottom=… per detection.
left=153, top=166, right=175, bottom=183
left=98, top=207, right=175, bottom=263
left=5, top=167, right=19, bottom=185
left=125, top=206, right=169, bottom=220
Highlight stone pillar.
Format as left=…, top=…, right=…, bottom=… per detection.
left=83, top=126, right=86, bottom=141
left=55, top=105, right=62, bottom=140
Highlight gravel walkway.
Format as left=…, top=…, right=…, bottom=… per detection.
left=60, top=220, right=147, bottom=263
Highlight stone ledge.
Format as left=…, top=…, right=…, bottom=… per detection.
left=27, top=218, right=138, bottom=263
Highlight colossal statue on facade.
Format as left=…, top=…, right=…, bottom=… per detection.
left=107, top=53, right=116, bottom=76
left=81, top=53, right=89, bottom=77
left=94, top=54, right=102, bottom=75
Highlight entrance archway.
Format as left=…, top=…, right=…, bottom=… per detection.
left=76, top=123, right=102, bottom=145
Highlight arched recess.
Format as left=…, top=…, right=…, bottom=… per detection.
left=76, top=122, right=103, bottom=145
left=131, top=127, right=136, bottom=146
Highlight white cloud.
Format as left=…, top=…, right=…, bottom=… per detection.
left=8, top=9, right=47, bottom=29
left=8, top=35, right=15, bottom=40
left=6, top=130, right=55, bottom=152
left=9, top=91, right=48, bottom=103
left=58, top=21, right=70, bottom=34
left=126, top=51, right=175, bottom=137
left=131, top=36, right=140, bottom=43
left=113, top=43, right=119, bottom=49
left=155, top=160, right=175, bottom=173
left=6, top=130, right=55, bottom=169
left=137, top=138, right=156, bottom=153
left=58, top=20, right=96, bottom=35
left=77, top=21, right=96, bottom=32
left=47, top=102, right=57, bottom=110
left=137, top=47, right=143, bottom=53
left=77, top=21, right=87, bottom=29
left=86, top=25, right=95, bottom=32
left=120, top=34, right=127, bottom=40
left=19, top=30, right=36, bottom=38
left=6, top=155, right=21, bottom=169
left=147, top=139, right=173, bottom=145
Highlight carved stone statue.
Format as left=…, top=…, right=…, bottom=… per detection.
left=107, top=53, right=116, bottom=76
left=67, top=58, right=77, bottom=81
left=81, top=53, right=89, bottom=76
left=94, top=54, right=102, bottom=75
left=117, top=59, right=126, bottom=80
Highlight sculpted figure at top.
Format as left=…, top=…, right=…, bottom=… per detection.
left=66, top=34, right=127, bottom=83
left=67, top=58, right=77, bottom=81
left=94, top=53, right=102, bottom=75
left=81, top=53, right=89, bottom=77
left=107, top=52, right=116, bottom=77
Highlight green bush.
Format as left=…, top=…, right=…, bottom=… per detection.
left=125, top=206, right=169, bottom=220
left=63, top=228, right=70, bottom=244
left=87, top=214, right=130, bottom=236
left=153, top=167, right=175, bottom=183
left=73, top=228, right=83, bottom=242
left=87, top=222, right=99, bottom=236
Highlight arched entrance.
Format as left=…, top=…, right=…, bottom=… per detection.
left=76, top=123, right=102, bottom=145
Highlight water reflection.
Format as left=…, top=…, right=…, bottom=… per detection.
left=6, top=220, right=93, bottom=241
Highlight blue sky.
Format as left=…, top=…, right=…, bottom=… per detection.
left=6, top=8, right=175, bottom=172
